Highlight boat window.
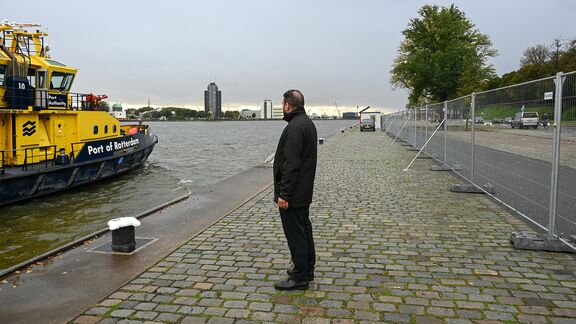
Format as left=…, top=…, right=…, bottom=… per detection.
left=113, top=125, right=117, bottom=133
left=104, top=125, right=108, bottom=134
left=50, top=72, right=74, bottom=91
left=93, top=125, right=98, bottom=134
left=27, top=69, right=36, bottom=89
left=0, top=65, right=5, bottom=86
left=36, top=71, right=46, bottom=88
left=45, top=59, right=67, bottom=67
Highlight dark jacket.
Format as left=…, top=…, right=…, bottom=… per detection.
left=273, top=109, right=318, bottom=208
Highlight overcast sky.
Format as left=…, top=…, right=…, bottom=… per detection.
left=4, top=0, right=575, bottom=114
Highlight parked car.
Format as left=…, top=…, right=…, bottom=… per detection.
left=360, top=119, right=375, bottom=132
left=511, top=112, right=539, bottom=129
left=491, top=117, right=504, bottom=124
left=474, top=117, right=485, bottom=124
left=504, top=117, right=513, bottom=124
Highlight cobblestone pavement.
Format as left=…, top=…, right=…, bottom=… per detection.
left=75, top=130, right=576, bottom=324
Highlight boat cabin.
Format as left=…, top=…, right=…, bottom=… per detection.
left=0, top=22, right=129, bottom=168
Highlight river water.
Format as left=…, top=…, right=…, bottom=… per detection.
left=0, top=120, right=354, bottom=270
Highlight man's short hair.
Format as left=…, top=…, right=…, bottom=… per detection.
left=283, top=89, right=305, bottom=109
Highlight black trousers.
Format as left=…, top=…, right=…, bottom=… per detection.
left=279, top=206, right=315, bottom=281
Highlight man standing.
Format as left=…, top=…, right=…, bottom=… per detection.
left=273, top=89, right=317, bottom=291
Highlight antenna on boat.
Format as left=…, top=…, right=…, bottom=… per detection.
left=11, top=23, right=41, bottom=28
left=42, top=25, right=50, bottom=57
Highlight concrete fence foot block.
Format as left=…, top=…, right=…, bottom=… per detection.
left=430, top=165, right=451, bottom=171
left=510, top=232, right=575, bottom=253
left=450, top=183, right=495, bottom=194
left=483, top=183, right=495, bottom=194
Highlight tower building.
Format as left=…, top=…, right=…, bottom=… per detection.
left=204, top=82, right=222, bottom=118
left=262, top=99, right=272, bottom=119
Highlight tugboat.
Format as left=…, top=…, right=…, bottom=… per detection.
left=0, top=22, right=158, bottom=207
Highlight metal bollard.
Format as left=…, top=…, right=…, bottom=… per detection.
left=318, top=138, right=325, bottom=144
left=107, top=217, right=141, bottom=252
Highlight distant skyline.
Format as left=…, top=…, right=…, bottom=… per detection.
left=4, top=0, right=575, bottom=115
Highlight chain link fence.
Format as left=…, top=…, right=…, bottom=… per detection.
left=383, top=71, right=576, bottom=250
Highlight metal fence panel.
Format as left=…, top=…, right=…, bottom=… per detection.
left=557, top=71, right=576, bottom=242
left=384, top=111, right=404, bottom=139
left=474, top=77, right=556, bottom=231
left=383, top=71, right=576, bottom=248
left=415, top=107, right=426, bottom=149
left=446, top=96, right=472, bottom=180
left=423, top=103, right=446, bottom=162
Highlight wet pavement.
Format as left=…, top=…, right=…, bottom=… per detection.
left=26, top=129, right=576, bottom=323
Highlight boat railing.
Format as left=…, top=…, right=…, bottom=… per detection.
left=0, top=151, right=5, bottom=173
left=0, top=144, right=57, bottom=171
left=68, top=93, right=110, bottom=111
left=1, top=86, right=109, bottom=111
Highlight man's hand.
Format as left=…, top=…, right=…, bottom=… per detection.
left=277, top=197, right=289, bottom=209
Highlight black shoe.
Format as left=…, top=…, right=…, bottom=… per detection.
left=287, top=267, right=314, bottom=281
left=274, top=278, right=309, bottom=291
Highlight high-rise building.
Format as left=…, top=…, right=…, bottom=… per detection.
left=272, top=106, right=283, bottom=119
left=262, top=99, right=272, bottom=119
left=204, top=82, right=222, bottom=118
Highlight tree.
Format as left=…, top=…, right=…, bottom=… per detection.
left=150, top=108, right=172, bottom=120
left=550, top=38, right=563, bottom=73
left=559, top=37, right=576, bottom=72
left=137, top=106, right=154, bottom=113
left=485, top=38, right=576, bottom=90
left=224, top=111, right=235, bottom=119
left=197, top=111, right=208, bottom=119
left=390, top=4, right=497, bottom=105
left=520, top=44, right=550, bottom=67
left=96, top=100, right=110, bottom=112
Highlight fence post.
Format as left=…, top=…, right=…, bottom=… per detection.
left=409, top=108, right=413, bottom=145
left=414, top=107, right=418, bottom=147
left=443, top=101, right=447, bottom=165
left=548, top=72, right=565, bottom=240
left=393, top=112, right=399, bottom=136
left=471, top=93, right=476, bottom=182
left=425, top=104, right=428, bottom=154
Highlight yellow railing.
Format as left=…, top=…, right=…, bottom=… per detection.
left=0, top=145, right=57, bottom=170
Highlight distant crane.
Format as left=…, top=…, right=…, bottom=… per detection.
left=334, top=102, right=340, bottom=118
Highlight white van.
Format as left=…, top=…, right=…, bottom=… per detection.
left=511, top=112, right=539, bottom=129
